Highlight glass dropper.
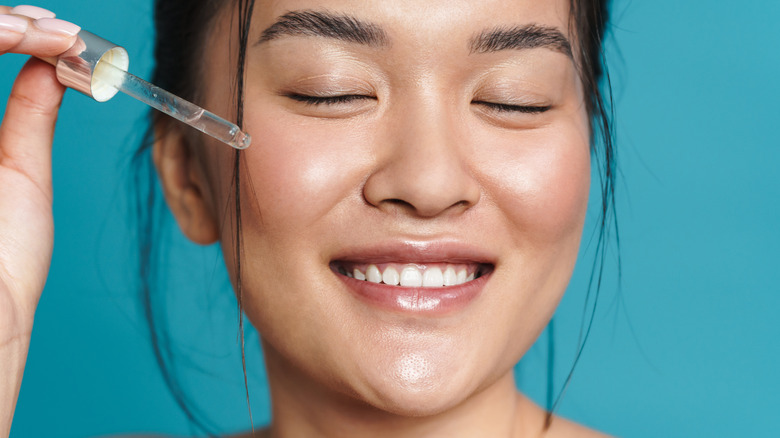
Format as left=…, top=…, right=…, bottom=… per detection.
left=95, top=60, right=251, bottom=150
left=39, top=29, right=250, bottom=150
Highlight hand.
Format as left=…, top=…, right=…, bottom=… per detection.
left=0, top=5, right=81, bottom=436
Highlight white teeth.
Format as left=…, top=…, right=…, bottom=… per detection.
left=400, top=266, right=423, bottom=287
left=344, top=263, right=483, bottom=287
left=443, top=266, right=457, bottom=286
left=367, top=265, right=382, bottom=283
left=382, top=266, right=400, bottom=285
left=422, top=267, right=444, bottom=287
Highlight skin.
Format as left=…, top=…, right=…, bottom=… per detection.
left=158, top=0, right=603, bottom=437
left=0, top=5, right=80, bottom=436
left=0, top=1, right=607, bottom=437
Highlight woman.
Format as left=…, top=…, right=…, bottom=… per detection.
left=0, top=0, right=613, bottom=436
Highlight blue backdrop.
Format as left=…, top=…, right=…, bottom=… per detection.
left=3, top=1, right=779, bottom=436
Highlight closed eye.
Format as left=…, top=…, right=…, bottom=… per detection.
left=286, top=93, right=376, bottom=105
left=472, top=101, right=551, bottom=114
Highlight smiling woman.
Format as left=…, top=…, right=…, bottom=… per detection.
left=0, top=1, right=612, bottom=437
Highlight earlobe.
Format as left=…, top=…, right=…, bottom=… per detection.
left=153, top=125, right=220, bottom=245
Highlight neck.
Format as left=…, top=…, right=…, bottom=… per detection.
left=261, top=344, right=545, bottom=438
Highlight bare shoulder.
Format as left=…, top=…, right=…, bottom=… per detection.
left=515, top=393, right=612, bottom=438
left=546, top=415, right=612, bottom=438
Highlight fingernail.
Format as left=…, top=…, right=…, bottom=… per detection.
left=10, top=5, right=56, bottom=20
left=0, top=14, right=29, bottom=33
left=34, top=17, right=80, bottom=36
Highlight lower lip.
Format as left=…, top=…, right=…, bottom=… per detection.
left=337, top=272, right=490, bottom=316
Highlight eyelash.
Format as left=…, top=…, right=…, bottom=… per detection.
left=286, top=93, right=375, bottom=105
left=286, top=94, right=551, bottom=114
left=473, top=101, right=551, bottom=114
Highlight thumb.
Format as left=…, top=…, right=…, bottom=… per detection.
left=0, top=57, right=66, bottom=196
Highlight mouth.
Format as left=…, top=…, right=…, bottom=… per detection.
left=330, top=258, right=494, bottom=315
left=330, top=261, right=492, bottom=287
left=328, top=241, right=496, bottom=314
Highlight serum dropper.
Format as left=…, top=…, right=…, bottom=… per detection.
left=41, top=30, right=251, bottom=150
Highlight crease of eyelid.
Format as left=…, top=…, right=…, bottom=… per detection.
left=281, top=72, right=376, bottom=92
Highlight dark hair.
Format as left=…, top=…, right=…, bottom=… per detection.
left=132, top=0, right=614, bottom=434
left=133, top=0, right=255, bottom=434
left=544, top=0, right=616, bottom=421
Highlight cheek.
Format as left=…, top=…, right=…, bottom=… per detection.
left=468, top=117, right=591, bottom=367
left=474, top=121, right=591, bottom=248
left=240, top=113, right=375, bottom=235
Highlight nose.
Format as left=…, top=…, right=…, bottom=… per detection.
left=362, top=101, right=481, bottom=218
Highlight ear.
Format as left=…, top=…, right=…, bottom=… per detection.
left=153, top=124, right=220, bottom=245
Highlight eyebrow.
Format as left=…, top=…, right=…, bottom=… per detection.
left=257, top=11, right=571, bottom=59
left=257, top=10, right=389, bottom=46
left=469, top=24, right=573, bottom=58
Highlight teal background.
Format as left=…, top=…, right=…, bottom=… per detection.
left=3, top=0, right=779, bottom=436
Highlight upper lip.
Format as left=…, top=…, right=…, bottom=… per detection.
left=329, top=238, right=497, bottom=266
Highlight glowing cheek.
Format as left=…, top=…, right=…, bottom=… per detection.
left=241, top=116, right=372, bottom=227
left=483, top=129, right=590, bottom=242
left=532, top=138, right=590, bottom=238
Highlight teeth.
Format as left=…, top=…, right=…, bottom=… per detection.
left=367, top=265, right=382, bottom=283
left=422, top=267, right=444, bottom=287
left=443, top=266, right=457, bottom=286
left=382, top=266, right=400, bottom=286
left=342, top=263, right=483, bottom=287
left=400, top=266, right=423, bottom=287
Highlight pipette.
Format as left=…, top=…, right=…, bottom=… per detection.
left=96, top=61, right=251, bottom=149
left=41, top=30, right=251, bottom=150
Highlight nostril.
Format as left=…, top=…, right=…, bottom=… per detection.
left=370, top=198, right=415, bottom=213
left=361, top=147, right=482, bottom=217
left=371, top=197, right=475, bottom=218
left=385, top=198, right=412, bottom=208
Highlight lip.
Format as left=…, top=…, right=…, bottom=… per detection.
left=330, top=240, right=496, bottom=315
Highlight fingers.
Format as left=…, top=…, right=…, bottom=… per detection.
left=0, top=5, right=81, bottom=57
left=0, top=5, right=81, bottom=189
left=0, top=57, right=65, bottom=193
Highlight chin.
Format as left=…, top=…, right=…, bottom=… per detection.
left=363, top=380, right=469, bottom=418
left=346, top=344, right=496, bottom=418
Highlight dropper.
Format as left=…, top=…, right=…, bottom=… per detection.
left=41, top=30, right=251, bottom=150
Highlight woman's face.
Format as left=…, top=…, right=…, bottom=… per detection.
left=191, top=0, right=590, bottom=416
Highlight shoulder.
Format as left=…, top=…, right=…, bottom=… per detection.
left=546, top=416, right=612, bottom=438
left=515, top=393, right=612, bottom=438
